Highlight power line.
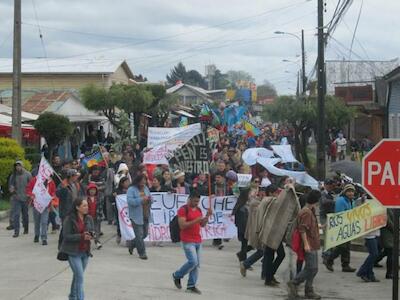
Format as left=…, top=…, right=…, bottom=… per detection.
left=17, top=0, right=311, bottom=68
left=348, top=0, right=363, bottom=61
left=31, top=0, right=55, bottom=91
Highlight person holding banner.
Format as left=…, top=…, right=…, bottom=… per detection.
left=324, top=184, right=357, bottom=273
left=26, top=176, right=56, bottom=245
left=127, top=174, right=152, bottom=260
left=172, top=190, right=212, bottom=295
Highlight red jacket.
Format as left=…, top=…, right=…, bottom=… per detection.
left=26, top=177, right=57, bottom=208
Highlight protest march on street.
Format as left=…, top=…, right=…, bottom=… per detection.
left=1, top=1, right=399, bottom=299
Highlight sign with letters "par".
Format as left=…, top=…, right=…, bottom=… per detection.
left=362, top=139, right=400, bottom=207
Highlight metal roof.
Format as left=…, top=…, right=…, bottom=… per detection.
left=325, top=58, right=399, bottom=94
left=0, top=58, right=133, bottom=76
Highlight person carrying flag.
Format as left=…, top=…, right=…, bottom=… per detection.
left=26, top=176, right=57, bottom=245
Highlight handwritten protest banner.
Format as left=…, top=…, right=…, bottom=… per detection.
left=116, top=193, right=237, bottom=242
left=147, top=123, right=201, bottom=148
left=324, top=199, right=387, bottom=250
left=168, top=132, right=211, bottom=174
left=144, top=124, right=202, bottom=165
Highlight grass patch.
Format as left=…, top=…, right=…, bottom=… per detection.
left=0, top=199, right=10, bottom=211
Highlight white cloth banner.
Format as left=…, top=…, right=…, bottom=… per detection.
left=271, top=145, right=298, bottom=163
left=242, top=148, right=274, bottom=166
left=32, top=180, right=52, bottom=213
left=32, top=157, right=54, bottom=213
left=145, top=123, right=202, bottom=164
left=116, top=193, right=238, bottom=242
left=237, top=174, right=252, bottom=187
left=147, top=123, right=202, bottom=148
left=257, top=157, right=319, bottom=190
left=116, top=195, right=136, bottom=241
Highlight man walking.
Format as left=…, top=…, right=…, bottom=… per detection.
left=288, top=190, right=322, bottom=299
left=172, top=190, right=212, bottom=295
left=8, top=160, right=32, bottom=238
left=324, top=184, right=357, bottom=272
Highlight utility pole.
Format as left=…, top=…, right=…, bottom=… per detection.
left=301, top=29, right=306, bottom=95
left=316, top=0, right=326, bottom=180
left=11, top=0, right=22, bottom=144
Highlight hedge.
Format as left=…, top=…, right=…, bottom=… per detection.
left=0, top=138, right=32, bottom=189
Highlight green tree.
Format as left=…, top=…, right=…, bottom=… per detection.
left=118, top=85, right=154, bottom=138
left=214, top=69, right=230, bottom=89
left=166, top=62, right=187, bottom=86
left=262, top=95, right=354, bottom=170
left=34, top=112, right=72, bottom=160
left=257, top=80, right=277, bottom=98
left=166, top=62, right=207, bottom=89
left=185, top=70, right=207, bottom=89
left=81, top=84, right=121, bottom=129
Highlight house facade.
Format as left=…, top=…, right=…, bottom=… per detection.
left=0, top=58, right=134, bottom=105
left=385, top=67, right=400, bottom=138
left=167, top=82, right=226, bottom=106
left=325, top=59, right=399, bottom=143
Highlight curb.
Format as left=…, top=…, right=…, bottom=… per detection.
left=0, top=210, right=10, bottom=221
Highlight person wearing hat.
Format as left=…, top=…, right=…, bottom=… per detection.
left=8, top=160, right=32, bottom=237
left=173, top=170, right=190, bottom=195
left=324, top=184, right=357, bottom=273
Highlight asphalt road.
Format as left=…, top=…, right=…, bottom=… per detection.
left=0, top=217, right=392, bottom=300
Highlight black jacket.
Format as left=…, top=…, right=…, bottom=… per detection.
left=60, top=214, right=94, bottom=256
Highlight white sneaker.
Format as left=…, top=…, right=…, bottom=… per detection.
left=95, top=241, right=103, bottom=250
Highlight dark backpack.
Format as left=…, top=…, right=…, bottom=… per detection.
left=170, top=205, right=188, bottom=243
left=169, top=205, right=202, bottom=243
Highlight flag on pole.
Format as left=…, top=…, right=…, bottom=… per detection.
left=116, top=195, right=135, bottom=241
left=244, top=121, right=261, bottom=136
left=33, top=157, right=54, bottom=213
left=81, top=151, right=106, bottom=169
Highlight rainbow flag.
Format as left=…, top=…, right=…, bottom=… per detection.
left=244, top=121, right=261, bottom=137
left=81, top=151, right=106, bottom=169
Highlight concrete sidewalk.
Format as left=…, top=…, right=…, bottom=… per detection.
left=0, top=217, right=392, bottom=300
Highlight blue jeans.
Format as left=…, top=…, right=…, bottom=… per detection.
left=243, top=249, right=264, bottom=269
left=130, top=220, right=149, bottom=256
left=357, top=237, right=379, bottom=280
left=174, top=243, right=201, bottom=288
left=33, top=208, right=49, bottom=241
left=292, top=250, right=318, bottom=290
left=68, top=253, right=89, bottom=300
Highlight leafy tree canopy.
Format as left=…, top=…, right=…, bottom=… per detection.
left=34, top=112, right=72, bottom=150
left=257, top=80, right=277, bottom=98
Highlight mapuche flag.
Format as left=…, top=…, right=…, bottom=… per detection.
left=81, top=151, right=106, bottom=169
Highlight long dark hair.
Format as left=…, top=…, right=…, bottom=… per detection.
left=69, top=197, right=87, bottom=217
left=132, top=174, right=145, bottom=187
left=232, top=188, right=250, bottom=216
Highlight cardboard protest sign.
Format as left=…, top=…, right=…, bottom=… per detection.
left=324, top=199, right=387, bottom=250
left=116, top=193, right=238, bottom=242
left=168, top=132, right=211, bottom=174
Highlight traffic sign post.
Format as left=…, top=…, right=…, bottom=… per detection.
left=362, top=139, right=400, bottom=300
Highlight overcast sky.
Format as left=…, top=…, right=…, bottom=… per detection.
left=1, top=0, right=399, bottom=94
